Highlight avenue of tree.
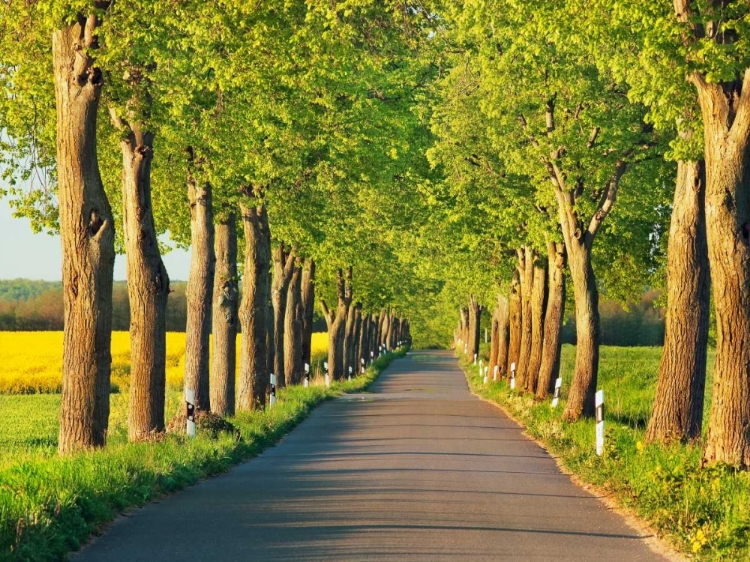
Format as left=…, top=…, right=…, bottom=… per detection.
left=1, top=0, right=750, bottom=469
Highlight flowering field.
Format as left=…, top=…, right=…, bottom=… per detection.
left=0, top=331, right=328, bottom=395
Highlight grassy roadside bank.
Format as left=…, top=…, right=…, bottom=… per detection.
left=458, top=347, right=750, bottom=561
left=1, top=347, right=407, bottom=562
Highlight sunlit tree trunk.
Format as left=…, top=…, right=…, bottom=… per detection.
left=238, top=203, right=272, bottom=411
left=536, top=242, right=566, bottom=399
left=210, top=214, right=238, bottom=416
left=184, top=176, right=214, bottom=411
left=53, top=11, right=115, bottom=453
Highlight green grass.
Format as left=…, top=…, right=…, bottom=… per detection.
left=0, top=348, right=407, bottom=562
left=462, top=344, right=750, bottom=561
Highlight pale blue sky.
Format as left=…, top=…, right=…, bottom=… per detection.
left=0, top=198, right=191, bottom=281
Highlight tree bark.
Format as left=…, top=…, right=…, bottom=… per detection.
left=458, top=307, right=469, bottom=353
left=536, top=241, right=566, bottom=399
left=284, top=260, right=303, bottom=386
left=210, top=214, right=238, bottom=416
left=488, top=305, right=500, bottom=379
left=689, top=71, right=750, bottom=465
left=495, top=295, right=510, bottom=379
left=646, top=160, right=710, bottom=442
left=467, top=296, right=481, bottom=360
left=370, top=312, right=379, bottom=361
left=516, top=247, right=534, bottom=388
left=117, top=124, right=170, bottom=441
left=321, top=268, right=352, bottom=381
left=300, top=259, right=315, bottom=368
left=506, top=269, right=522, bottom=378
left=54, top=13, right=116, bottom=454
left=379, top=309, right=390, bottom=351
left=184, top=178, right=214, bottom=412
left=238, top=204, right=272, bottom=411
left=562, top=240, right=599, bottom=421
left=344, top=302, right=358, bottom=377
left=272, top=243, right=295, bottom=387
left=526, top=261, right=547, bottom=393
left=357, top=312, right=369, bottom=372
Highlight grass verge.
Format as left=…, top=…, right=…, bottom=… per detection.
left=1, top=347, right=407, bottom=562
left=459, top=349, right=750, bottom=562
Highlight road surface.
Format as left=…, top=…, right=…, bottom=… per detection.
left=75, top=350, right=666, bottom=561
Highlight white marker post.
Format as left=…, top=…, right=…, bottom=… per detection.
left=510, top=362, right=516, bottom=389
left=185, top=388, right=196, bottom=438
left=361, top=358, right=365, bottom=374
left=483, top=366, right=488, bottom=385
left=370, top=351, right=374, bottom=365
left=269, top=373, right=277, bottom=407
left=473, top=353, right=478, bottom=365
left=485, top=328, right=488, bottom=343
left=324, top=361, right=330, bottom=388
left=304, top=363, right=310, bottom=387
left=595, top=390, right=605, bottom=456
left=348, top=366, right=352, bottom=382
left=551, top=377, right=562, bottom=408
left=464, top=343, right=468, bottom=355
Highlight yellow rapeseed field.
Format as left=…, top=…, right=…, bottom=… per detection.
left=0, top=331, right=328, bottom=394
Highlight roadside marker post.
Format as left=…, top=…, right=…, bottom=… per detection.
left=269, top=373, right=276, bottom=407
left=493, top=365, right=498, bottom=381
left=185, top=388, right=196, bottom=438
left=361, top=358, right=365, bottom=374
left=473, top=353, right=478, bottom=365
left=483, top=366, right=488, bottom=385
left=324, top=362, right=330, bottom=388
left=552, top=377, right=562, bottom=408
left=485, top=328, right=488, bottom=343
left=304, top=363, right=310, bottom=387
left=595, top=390, right=605, bottom=456
left=510, top=362, right=516, bottom=389
left=464, top=343, right=468, bottom=355
left=348, top=366, right=352, bottom=382
left=370, top=351, right=374, bottom=365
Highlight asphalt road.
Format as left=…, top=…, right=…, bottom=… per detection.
left=75, top=350, right=666, bottom=561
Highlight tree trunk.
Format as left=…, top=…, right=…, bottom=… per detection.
left=351, top=307, right=362, bottom=375
left=184, top=179, right=214, bottom=412
left=284, top=261, right=303, bottom=386
left=691, top=73, right=750, bottom=466
left=357, top=312, right=369, bottom=372
left=526, top=261, right=547, bottom=393
left=562, top=240, right=599, bottom=421
left=272, top=243, right=295, bottom=387
left=370, top=313, right=379, bottom=361
left=458, top=307, right=469, bottom=353
left=516, top=247, right=534, bottom=388
left=467, top=297, right=481, bottom=360
left=53, top=15, right=116, bottom=454
left=344, top=302, right=357, bottom=377
left=536, top=241, right=566, bottom=399
left=210, top=214, right=238, bottom=416
left=118, top=126, right=170, bottom=441
left=300, top=259, right=315, bottom=368
left=379, top=309, right=389, bottom=351
left=495, top=295, right=510, bottom=379
left=488, top=306, right=500, bottom=378
left=506, top=269, right=522, bottom=378
left=321, top=268, right=351, bottom=381
left=238, top=204, right=272, bottom=411
left=646, top=160, right=710, bottom=442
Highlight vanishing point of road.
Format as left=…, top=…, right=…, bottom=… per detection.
left=75, top=351, right=666, bottom=561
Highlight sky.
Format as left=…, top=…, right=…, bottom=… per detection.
left=0, top=198, right=191, bottom=281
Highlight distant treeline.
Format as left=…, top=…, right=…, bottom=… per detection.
left=0, top=279, right=328, bottom=332
left=561, top=290, right=664, bottom=347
